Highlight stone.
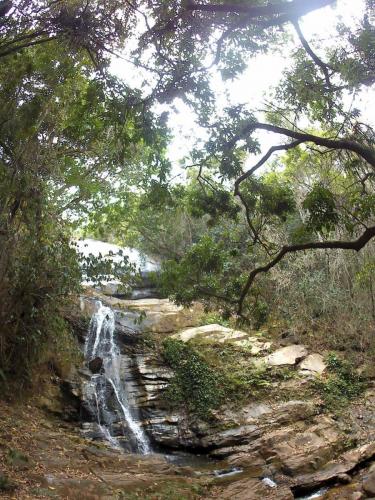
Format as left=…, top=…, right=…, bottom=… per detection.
left=174, top=323, right=247, bottom=342
left=299, top=354, right=327, bottom=375
left=88, top=356, right=103, bottom=374
left=293, top=442, right=375, bottom=491
left=363, top=470, right=375, bottom=496
left=266, top=345, right=308, bottom=366
left=337, top=473, right=352, bottom=484
left=173, top=324, right=271, bottom=353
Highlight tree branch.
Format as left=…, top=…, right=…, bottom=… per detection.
left=234, top=140, right=303, bottom=194
left=230, top=122, right=375, bottom=169
left=238, top=225, right=375, bottom=315
left=292, top=20, right=333, bottom=90
left=0, top=36, right=57, bottom=58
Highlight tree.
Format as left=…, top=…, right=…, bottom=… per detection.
left=103, top=0, right=374, bottom=318
left=0, top=4, right=170, bottom=380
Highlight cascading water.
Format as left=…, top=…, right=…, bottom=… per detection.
left=83, top=300, right=150, bottom=454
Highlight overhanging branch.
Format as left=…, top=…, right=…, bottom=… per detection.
left=234, top=140, right=303, bottom=195
left=237, top=226, right=375, bottom=315
left=230, top=122, right=375, bottom=169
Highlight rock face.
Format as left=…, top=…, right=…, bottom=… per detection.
left=299, top=353, right=326, bottom=375
left=70, top=291, right=375, bottom=499
left=173, top=324, right=271, bottom=353
left=266, top=345, right=308, bottom=366
left=80, top=296, right=203, bottom=335
left=88, top=356, right=103, bottom=374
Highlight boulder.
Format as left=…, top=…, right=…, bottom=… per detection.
left=299, top=353, right=326, bottom=375
left=266, top=345, right=308, bottom=366
left=88, top=357, right=103, bottom=374
left=173, top=324, right=271, bottom=353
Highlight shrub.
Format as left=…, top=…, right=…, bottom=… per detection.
left=314, top=352, right=365, bottom=411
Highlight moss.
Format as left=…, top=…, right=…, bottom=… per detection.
left=161, top=338, right=294, bottom=418
left=162, top=338, right=224, bottom=419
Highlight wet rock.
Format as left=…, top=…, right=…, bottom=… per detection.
left=88, top=356, right=103, bottom=374
left=79, top=296, right=100, bottom=317
left=266, top=345, right=308, bottom=366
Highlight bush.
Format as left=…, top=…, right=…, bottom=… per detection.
left=0, top=225, right=82, bottom=389
left=314, top=352, right=365, bottom=411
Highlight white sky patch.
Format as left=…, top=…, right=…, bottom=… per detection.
left=110, top=0, right=374, bottom=179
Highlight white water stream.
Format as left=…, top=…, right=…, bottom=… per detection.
left=83, top=301, right=150, bottom=454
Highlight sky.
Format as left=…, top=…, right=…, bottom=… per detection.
left=110, top=0, right=374, bottom=180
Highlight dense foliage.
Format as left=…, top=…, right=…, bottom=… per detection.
left=0, top=1, right=170, bottom=383
left=0, top=0, right=374, bottom=384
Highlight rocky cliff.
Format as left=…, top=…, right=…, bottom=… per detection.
left=62, top=289, right=375, bottom=500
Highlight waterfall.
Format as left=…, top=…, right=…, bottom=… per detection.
left=83, top=301, right=151, bottom=454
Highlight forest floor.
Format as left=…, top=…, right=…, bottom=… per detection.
left=0, top=396, right=213, bottom=500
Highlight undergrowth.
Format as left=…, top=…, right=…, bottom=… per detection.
left=313, top=352, right=366, bottom=411
left=161, top=338, right=293, bottom=419
left=162, top=338, right=223, bottom=419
